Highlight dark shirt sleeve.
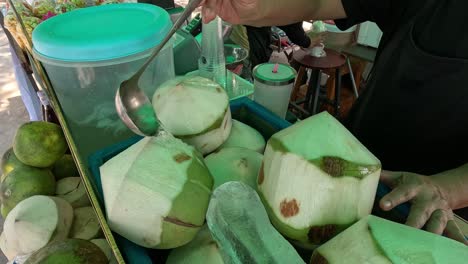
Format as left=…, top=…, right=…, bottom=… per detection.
left=335, top=0, right=407, bottom=33
left=277, top=23, right=311, bottom=48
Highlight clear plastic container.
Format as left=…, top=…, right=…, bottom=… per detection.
left=198, top=16, right=227, bottom=88
left=35, top=46, right=174, bottom=157
left=32, top=4, right=175, bottom=158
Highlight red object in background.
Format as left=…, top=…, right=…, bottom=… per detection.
left=229, top=64, right=243, bottom=75
left=42, top=11, right=57, bottom=21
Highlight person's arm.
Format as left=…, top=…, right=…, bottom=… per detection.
left=201, top=0, right=346, bottom=26
left=277, top=23, right=313, bottom=49
left=380, top=165, right=468, bottom=245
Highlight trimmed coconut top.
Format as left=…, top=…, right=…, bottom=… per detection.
left=270, top=112, right=380, bottom=166
left=367, top=216, right=468, bottom=263
left=153, top=76, right=229, bottom=136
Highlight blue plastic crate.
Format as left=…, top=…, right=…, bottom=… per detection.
left=88, top=97, right=410, bottom=263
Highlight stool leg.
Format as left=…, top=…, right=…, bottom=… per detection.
left=347, top=57, right=359, bottom=99
left=305, top=70, right=317, bottom=114
left=335, top=68, right=342, bottom=118
left=291, top=66, right=306, bottom=101
left=311, top=70, right=322, bottom=115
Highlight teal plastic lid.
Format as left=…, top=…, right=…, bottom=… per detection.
left=253, top=63, right=296, bottom=86
left=32, top=3, right=172, bottom=62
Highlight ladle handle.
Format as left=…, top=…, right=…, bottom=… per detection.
left=134, top=0, right=203, bottom=79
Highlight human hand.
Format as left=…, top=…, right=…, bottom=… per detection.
left=380, top=170, right=467, bottom=245
left=201, top=0, right=267, bottom=25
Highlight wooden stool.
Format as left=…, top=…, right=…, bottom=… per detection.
left=290, top=48, right=346, bottom=117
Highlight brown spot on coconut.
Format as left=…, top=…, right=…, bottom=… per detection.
left=310, top=252, right=329, bottom=264
left=174, top=153, right=191, bottom=163
left=163, top=216, right=201, bottom=228
left=321, top=157, right=344, bottom=177
left=257, top=162, right=265, bottom=185
left=216, top=87, right=223, bottom=93
left=280, top=199, right=300, bottom=218
left=308, top=224, right=338, bottom=244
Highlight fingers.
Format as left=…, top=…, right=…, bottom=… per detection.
left=405, top=203, right=432, bottom=229
left=379, top=183, right=418, bottom=211
left=201, top=0, right=217, bottom=23
left=425, top=209, right=448, bottom=235
left=202, top=7, right=217, bottom=24
left=444, top=220, right=468, bottom=245
left=380, top=170, right=403, bottom=188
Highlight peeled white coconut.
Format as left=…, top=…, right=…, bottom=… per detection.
left=166, top=226, right=224, bottom=264
left=153, top=76, right=232, bottom=155
left=204, top=147, right=263, bottom=190
left=91, top=239, right=117, bottom=264
left=258, top=112, right=381, bottom=247
left=311, top=215, right=468, bottom=264
left=2, top=195, right=73, bottom=257
left=56, top=177, right=91, bottom=208
left=70, top=207, right=102, bottom=240
left=220, top=120, right=266, bottom=153
left=100, top=134, right=213, bottom=249
left=1, top=232, right=17, bottom=260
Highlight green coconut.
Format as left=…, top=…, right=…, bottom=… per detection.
left=24, top=239, right=108, bottom=264
left=153, top=76, right=232, bottom=155
left=70, top=207, right=102, bottom=240
left=1, top=166, right=56, bottom=218
left=166, top=226, right=224, bottom=264
left=1, top=148, right=28, bottom=177
left=258, top=112, right=381, bottom=247
left=52, top=154, right=79, bottom=180
left=90, top=239, right=117, bottom=264
left=13, top=121, right=68, bottom=168
left=310, top=215, right=468, bottom=264
left=100, top=134, right=213, bottom=249
left=204, top=147, right=263, bottom=190
left=220, top=120, right=266, bottom=153
left=55, top=177, right=90, bottom=208
left=2, top=196, right=73, bottom=258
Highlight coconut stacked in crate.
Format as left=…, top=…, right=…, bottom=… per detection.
left=0, top=121, right=115, bottom=263
left=100, top=75, right=468, bottom=264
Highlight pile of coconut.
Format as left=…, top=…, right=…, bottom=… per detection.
left=99, top=75, right=468, bottom=263
left=0, top=123, right=116, bottom=263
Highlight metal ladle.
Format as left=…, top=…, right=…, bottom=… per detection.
left=116, top=0, right=202, bottom=136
